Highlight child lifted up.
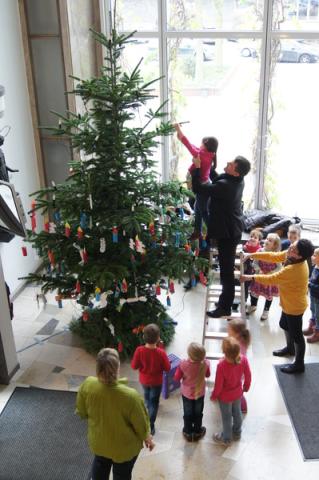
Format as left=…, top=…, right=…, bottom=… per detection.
left=174, top=123, right=218, bottom=239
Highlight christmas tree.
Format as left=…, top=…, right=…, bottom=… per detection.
left=25, top=28, right=208, bottom=356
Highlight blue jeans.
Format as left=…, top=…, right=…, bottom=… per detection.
left=91, top=454, right=137, bottom=480
left=310, top=295, right=319, bottom=330
left=218, top=398, right=242, bottom=442
left=194, top=192, right=209, bottom=233
left=182, top=395, right=204, bottom=434
left=142, top=385, right=162, bottom=430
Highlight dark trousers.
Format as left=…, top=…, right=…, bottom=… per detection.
left=216, top=236, right=241, bottom=310
left=194, top=192, right=209, bottom=233
left=279, top=311, right=305, bottom=365
left=182, top=395, right=204, bottom=434
left=142, top=385, right=162, bottom=430
left=91, top=454, right=137, bottom=480
left=251, top=296, right=272, bottom=311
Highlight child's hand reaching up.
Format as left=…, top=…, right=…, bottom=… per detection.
left=173, top=123, right=183, bottom=140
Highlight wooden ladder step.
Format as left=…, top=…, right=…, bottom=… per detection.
left=204, top=331, right=227, bottom=340
left=205, top=311, right=243, bottom=320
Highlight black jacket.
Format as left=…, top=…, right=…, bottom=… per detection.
left=192, top=168, right=245, bottom=239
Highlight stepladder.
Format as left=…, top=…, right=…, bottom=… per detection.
left=202, top=245, right=246, bottom=361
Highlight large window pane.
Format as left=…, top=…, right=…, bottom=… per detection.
left=168, top=38, right=260, bottom=206
left=114, top=0, right=158, bottom=31
left=167, top=0, right=264, bottom=31
left=274, top=0, right=319, bottom=30
left=264, top=39, right=319, bottom=218
left=26, top=0, right=59, bottom=35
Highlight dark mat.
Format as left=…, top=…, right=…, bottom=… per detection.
left=274, top=363, right=319, bottom=461
left=0, top=387, right=92, bottom=480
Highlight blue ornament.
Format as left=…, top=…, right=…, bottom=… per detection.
left=191, top=275, right=197, bottom=287
left=175, top=232, right=181, bottom=247
left=179, top=208, right=184, bottom=220
left=54, top=211, right=61, bottom=223
left=80, top=212, right=88, bottom=229
left=166, top=295, right=171, bottom=307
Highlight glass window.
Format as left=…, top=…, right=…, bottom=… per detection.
left=264, top=39, right=319, bottom=218
left=167, top=0, right=264, bottom=31
left=114, top=0, right=158, bottom=31
left=274, top=0, right=319, bottom=30
left=26, top=0, right=59, bottom=35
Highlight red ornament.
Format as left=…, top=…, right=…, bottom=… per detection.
left=44, top=222, right=50, bottom=232
left=48, top=250, right=55, bottom=266
left=77, top=226, right=84, bottom=239
left=184, top=243, right=191, bottom=253
left=155, top=284, right=161, bottom=296
left=121, top=279, right=128, bottom=293
left=149, top=222, right=155, bottom=236
left=82, top=311, right=89, bottom=322
left=169, top=280, right=175, bottom=294
left=199, top=271, right=207, bottom=285
left=31, top=200, right=36, bottom=232
left=75, top=280, right=81, bottom=293
left=21, top=246, right=27, bottom=256
left=118, top=341, right=123, bottom=353
left=65, top=222, right=71, bottom=237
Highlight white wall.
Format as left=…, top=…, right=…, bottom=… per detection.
left=0, top=0, right=41, bottom=294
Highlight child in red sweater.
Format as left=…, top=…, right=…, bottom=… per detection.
left=131, top=324, right=170, bottom=435
left=211, top=337, right=251, bottom=446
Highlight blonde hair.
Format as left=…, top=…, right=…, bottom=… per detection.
left=188, top=342, right=206, bottom=362
left=265, top=233, right=281, bottom=252
left=228, top=319, right=251, bottom=349
left=288, top=224, right=301, bottom=236
left=96, top=348, right=119, bottom=384
left=222, top=337, right=241, bottom=364
left=313, top=247, right=319, bottom=256
left=187, top=342, right=207, bottom=399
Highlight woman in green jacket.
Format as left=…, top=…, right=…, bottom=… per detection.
left=76, top=348, right=154, bottom=480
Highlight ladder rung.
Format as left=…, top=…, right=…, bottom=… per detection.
left=204, top=332, right=227, bottom=340
left=205, top=311, right=243, bottom=320
left=208, top=285, right=241, bottom=291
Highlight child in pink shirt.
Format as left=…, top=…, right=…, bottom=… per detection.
left=174, top=342, right=210, bottom=442
left=211, top=337, right=251, bottom=446
left=174, top=123, right=218, bottom=238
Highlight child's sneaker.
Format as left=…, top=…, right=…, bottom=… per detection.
left=246, top=305, right=257, bottom=315
left=232, top=433, right=241, bottom=441
left=213, top=433, right=231, bottom=446
left=183, top=431, right=193, bottom=442
left=193, top=426, right=206, bottom=441
left=260, top=310, right=269, bottom=321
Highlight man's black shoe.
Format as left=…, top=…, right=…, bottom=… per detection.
left=206, top=307, right=231, bottom=318
left=272, top=347, right=295, bottom=357
left=280, top=363, right=305, bottom=374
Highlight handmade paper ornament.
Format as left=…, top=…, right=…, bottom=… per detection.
left=82, top=311, right=89, bottom=322
left=118, top=342, right=123, bottom=353
left=21, top=246, right=27, bottom=256
left=80, top=212, right=88, bottom=229
left=155, top=284, right=161, bottom=296
left=169, top=280, right=175, bottom=294
left=77, top=226, right=84, bottom=239
left=95, top=287, right=101, bottom=301
left=149, top=222, right=155, bottom=236
left=30, top=200, right=36, bottom=232
left=129, top=238, right=135, bottom=250
left=48, top=250, right=55, bottom=266
left=184, top=243, right=191, bottom=253
left=179, top=207, right=184, bottom=220
left=135, top=236, right=146, bottom=254
left=121, top=279, right=128, bottom=293
left=75, top=280, right=81, bottom=293
left=44, top=222, right=50, bottom=232
left=49, top=222, right=56, bottom=234
left=191, top=274, right=197, bottom=287
left=135, top=235, right=141, bottom=250
left=201, top=236, right=207, bottom=249
left=112, top=226, right=118, bottom=243
left=64, top=222, right=71, bottom=237
left=166, top=295, right=171, bottom=307
left=88, top=193, right=93, bottom=210
left=54, top=211, right=61, bottom=223
left=175, top=232, right=181, bottom=248
left=100, top=237, right=106, bottom=253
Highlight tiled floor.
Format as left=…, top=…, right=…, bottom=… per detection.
left=1, top=282, right=319, bottom=479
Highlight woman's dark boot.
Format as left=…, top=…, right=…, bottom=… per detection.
left=280, top=342, right=305, bottom=374
left=273, top=331, right=295, bottom=357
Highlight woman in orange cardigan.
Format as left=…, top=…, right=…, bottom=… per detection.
left=240, top=239, right=314, bottom=374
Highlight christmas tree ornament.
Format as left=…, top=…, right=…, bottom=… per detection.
left=21, top=246, right=27, bottom=256
left=156, top=284, right=161, bottom=296
left=82, top=311, right=89, bottom=322
left=149, top=222, right=155, bottom=236
left=201, top=236, right=207, bottom=249
left=123, top=229, right=126, bottom=237
left=112, top=226, right=118, bottom=243
left=169, top=280, right=175, bottom=294
left=175, top=232, right=181, bottom=247
left=121, top=278, right=128, bottom=293
left=129, top=238, right=135, bottom=250
left=184, top=243, right=191, bottom=253
left=89, top=193, right=93, bottom=209
left=76, top=280, right=81, bottom=293
left=30, top=200, right=37, bottom=232
left=82, top=247, right=88, bottom=263
left=191, top=274, right=197, bottom=287
left=195, top=247, right=200, bottom=257
left=55, top=295, right=62, bottom=308
left=47, top=264, right=51, bottom=274
left=48, top=250, right=55, bottom=266
left=80, top=212, right=88, bottom=229
left=44, top=222, right=50, bottom=232
left=95, top=287, right=101, bottom=301
left=77, top=226, right=84, bottom=239
left=118, top=341, right=123, bottom=353
left=166, top=295, right=171, bottom=307
left=135, top=235, right=141, bottom=250
left=179, top=207, right=184, bottom=220
left=54, top=211, right=61, bottom=223
left=64, top=222, right=71, bottom=237
left=199, top=271, right=207, bottom=285
left=100, top=237, right=106, bottom=253
left=49, top=222, right=56, bottom=233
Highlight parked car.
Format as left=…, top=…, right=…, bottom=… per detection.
left=240, top=40, right=319, bottom=63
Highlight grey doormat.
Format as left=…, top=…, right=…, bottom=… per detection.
left=274, top=363, right=319, bottom=461
left=0, top=387, right=92, bottom=480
